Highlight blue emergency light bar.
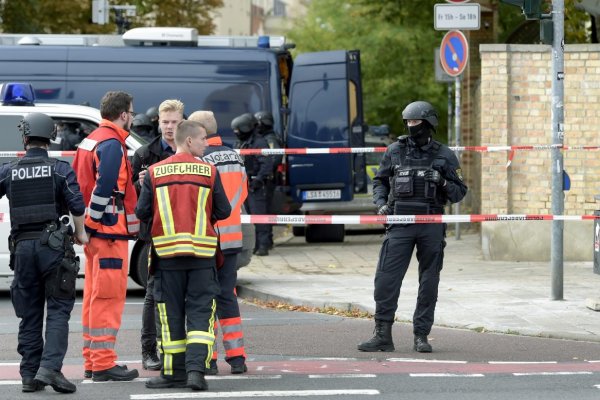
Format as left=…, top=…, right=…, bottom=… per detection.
left=1, top=82, right=36, bottom=106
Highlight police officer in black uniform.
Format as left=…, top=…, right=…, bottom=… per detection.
left=232, top=113, right=274, bottom=256
left=0, top=113, right=88, bottom=393
left=131, top=113, right=156, bottom=142
left=358, top=101, right=467, bottom=353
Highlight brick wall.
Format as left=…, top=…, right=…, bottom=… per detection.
left=479, top=44, right=600, bottom=216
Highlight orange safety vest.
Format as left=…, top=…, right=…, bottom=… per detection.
left=73, top=120, right=139, bottom=239
left=204, top=136, right=248, bottom=252
left=149, top=153, right=218, bottom=258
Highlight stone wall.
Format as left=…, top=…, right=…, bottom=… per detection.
left=479, top=44, right=600, bottom=261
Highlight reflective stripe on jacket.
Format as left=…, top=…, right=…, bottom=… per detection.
left=149, top=153, right=218, bottom=258
left=203, top=136, right=248, bottom=253
left=73, top=120, right=139, bottom=239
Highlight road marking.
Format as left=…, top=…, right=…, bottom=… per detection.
left=81, top=376, right=282, bottom=384
left=82, top=378, right=149, bottom=384
left=130, top=389, right=380, bottom=399
left=410, top=373, right=485, bottom=378
left=594, top=384, right=600, bottom=389
left=0, top=380, right=21, bottom=385
left=513, top=372, right=593, bottom=376
left=0, top=363, right=20, bottom=366
left=489, top=361, right=557, bottom=364
left=387, top=358, right=467, bottom=364
left=289, top=357, right=358, bottom=361
left=308, top=374, right=376, bottom=378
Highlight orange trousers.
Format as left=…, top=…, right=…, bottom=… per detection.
left=81, top=237, right=129, bottom=372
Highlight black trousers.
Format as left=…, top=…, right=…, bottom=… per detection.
left=373, top=223, right=446, bottom=336
left=141, top=273, right=156, bottom=352
left=10, top=240, right=75, bottom=378
left=246, top=183, right=273, bottom=249
left=153, top=265, right=220, bottom=379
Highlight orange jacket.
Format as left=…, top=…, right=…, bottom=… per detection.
left=203, top=136, right=248, bottom=253
left=73, top=120, right=139, bottom=239
left=149, top=153, right=219, bottom=258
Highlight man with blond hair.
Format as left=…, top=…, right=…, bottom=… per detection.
left=136, top=120, right=231, bottom=390
left=189, top=110, right=249, bottom=374
left=131, top=99, right=185, bottom=371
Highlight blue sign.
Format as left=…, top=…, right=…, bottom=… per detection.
left=440, top=30, right=469, bottom=77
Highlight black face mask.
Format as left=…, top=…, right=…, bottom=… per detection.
left=408, top=123, right=431, bottom=147
left=235, top=129, right=252, bottom=141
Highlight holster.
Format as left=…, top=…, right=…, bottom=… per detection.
left=45, top=221, right=79, bottom=300
left=8, top=235, right=15, bottom=271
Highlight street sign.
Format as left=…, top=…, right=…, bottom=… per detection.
left=435, top=3, right=480, bottom=30
left=439, top=30, right=469, bottom=77
left=434, top=48, right=454, bottom=83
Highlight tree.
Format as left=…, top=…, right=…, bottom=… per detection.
left=0, top=0, right=223, bottom=35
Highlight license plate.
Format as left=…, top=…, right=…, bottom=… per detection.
left=302, top=189, right=341, bottom=200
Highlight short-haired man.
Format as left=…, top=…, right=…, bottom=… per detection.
left=136, top=120, right=231, bottom=391
left=189, top=110, right=249, bottom=374
left=73, top=91, right=140, bottom=381
left=131, top=99, right=185, bottom=371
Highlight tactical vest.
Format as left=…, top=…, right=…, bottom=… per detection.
left=391, top=138, right=446, bottom=215
left=149, top=153, right=219, bottom=259
left=8, top=157, right=58, bottom=227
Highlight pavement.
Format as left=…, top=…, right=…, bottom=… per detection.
left=237, top=227, right=600, bottom=343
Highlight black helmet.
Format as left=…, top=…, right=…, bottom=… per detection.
left=401, top=101, right=438, bottom=129
left=231, top=113, right=257, bottom=140
left=254, top=111, right=274, bottom=129
left=132, top=113, right=152, bottom=129
left=146, top=106, right=159, bottom=120
left=18, top=112, right=57, bottom=141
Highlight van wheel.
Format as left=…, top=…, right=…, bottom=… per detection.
left=305, top=224, right=345, bottom=243
left=292, top=226, right=305, bottom=236
left=130, top=241, right=149, bottom=289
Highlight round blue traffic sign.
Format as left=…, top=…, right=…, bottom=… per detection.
left=440, top=30, right=469, bottom=77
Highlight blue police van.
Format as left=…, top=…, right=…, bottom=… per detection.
left=0, top=27, right=367, bottom=242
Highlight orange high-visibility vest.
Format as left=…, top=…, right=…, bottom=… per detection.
left=204, top=136, right=248, bottom=253
left=149, top=153, right=218, bottom=258
left=73, top=120, right=139, bottom=239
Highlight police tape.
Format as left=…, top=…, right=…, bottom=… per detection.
left=0, top=144, right=598, bottom=159
left=240, top=214, right=600, bottom=225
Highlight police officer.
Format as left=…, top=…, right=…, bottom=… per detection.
left=146, top=106, right=160, bottom=137
left=0, top=113, right=88, bottom=393
left=232, top=113, right=274, bottom=256
left=358, top=101, right=467, bottom=353
left=131, top=113, right=155, bottom=142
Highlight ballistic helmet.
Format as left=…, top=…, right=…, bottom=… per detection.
left=132, top=113, right=153, bottom=129
left=18, top=112, right=57, bottom=141
left=254, top=111, right=274, bottom=129
left=401, top=101, right=438, bottom=129
left=231, top=113, right=257, bottom=135
left=146, top=106, right=159, bottom=120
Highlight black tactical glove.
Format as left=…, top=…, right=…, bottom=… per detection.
left=377, top=204, right=392, bottom=215
left=424, top=169, right=446, bottom=187
left=250, top=179, right=264, bottom=191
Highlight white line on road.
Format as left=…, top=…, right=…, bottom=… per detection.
left=130, top=389, right=380, bottom=399
left=513, top=372, right=593, bottom=376
left=308, top=374, right=376, bottom=378
left=0, top=380, right=21, bottom=385
left=81, top=375, right=282, bottom=384
left=387, top=358, right=467, bottom=364
left=488, top=361, right=557, bottom=364
left=289, top=357, right=358, bottom=361
left=0, top=362, right=20, bottom=366
left=410, top=373, right=485, bottom=378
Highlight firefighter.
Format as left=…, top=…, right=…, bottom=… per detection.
left=73, top=91, right=140, bottom=381
left=0, top=113, right=87, bottom=393
left=232, top=112, right=273, bottom=256
left=189, top=110, right=249, bottom=375
left=136, top=120, right=231, bottom=391
left=132, top=99, right=184, bottom=372
left=358, top=101, right=467, bottom=353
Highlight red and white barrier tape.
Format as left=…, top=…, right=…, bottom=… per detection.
left=240, top=214, right=600, bottom=225
left=0, top=144, right=598, bottom=159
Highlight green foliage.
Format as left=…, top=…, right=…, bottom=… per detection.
left=287, top=0, right=447, bottom=140
left=0, top=0, right=222, bottom=35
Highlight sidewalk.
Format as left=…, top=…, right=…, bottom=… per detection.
left=237, top=229, right=600, bottom=342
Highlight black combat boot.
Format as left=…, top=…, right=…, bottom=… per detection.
left=142, top=345, right=161, bottom=371
left=34, top=367, right=76, bottom=393
left=357, top=320, right=395, bottom=352
left=413, top=335, right=433, bottom=353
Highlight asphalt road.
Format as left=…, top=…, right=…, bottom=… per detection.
left=0, top=291, right=599, bottom=399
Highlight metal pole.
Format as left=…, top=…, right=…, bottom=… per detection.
left=551, top=0, right=565, bottom=300
left=454, top=76, right=461, bottom=240
left=447, top=83, right=453, bottom=145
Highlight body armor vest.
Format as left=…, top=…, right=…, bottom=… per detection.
left=9, top=157, right=58, bottom=227
left=391, top=141, right=445, bottom=215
